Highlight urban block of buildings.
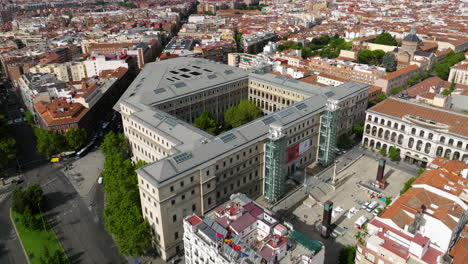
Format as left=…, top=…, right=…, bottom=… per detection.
left=355, top=157, right=468, bottom=264
left=116, top=57, right=368, bottom=260
left=183, top=193, right=324, bottom=264
left=362, top=98, right=468, bottom=166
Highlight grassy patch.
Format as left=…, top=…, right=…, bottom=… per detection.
left=11, top=210, right=65, bottom=264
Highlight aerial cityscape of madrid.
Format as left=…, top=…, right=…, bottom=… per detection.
left=0, top=0, right=466, bottom=264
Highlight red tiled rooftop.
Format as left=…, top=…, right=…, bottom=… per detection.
left=380, top=65, right=419, bottom=80
left=369, top=98, right=468, bottom=137
left=186, top=215, right=203, bottom=226
left=230, top=213, right=256, bottom=234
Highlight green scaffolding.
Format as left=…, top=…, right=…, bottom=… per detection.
left=318, top=106, right=340, bottom=166
left=264, top=133, right=287, bottom=203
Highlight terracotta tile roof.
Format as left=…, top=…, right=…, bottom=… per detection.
left=34, top=99, right=88, bottom=126
left=380, top=65, right=420, bottom=80
left=186, top=215, right=203, bottom=226
left=369, top=98, right=468, bottom=137
left=368, top=85, right=382, bottom=94
left=406, top=76, right=444, bottom=98
left=450, top=237, right=468, bottom=264
left=380, top=187, right=462, bottom=230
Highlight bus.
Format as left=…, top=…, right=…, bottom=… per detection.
left=75, top=140, right=95, bottom=159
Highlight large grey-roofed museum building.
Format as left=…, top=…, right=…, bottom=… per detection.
left=116, top=57, right=368, bottom=260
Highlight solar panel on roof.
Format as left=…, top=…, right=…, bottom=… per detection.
left=173, top=152, right=193, bottom=164
left=174, top=82, right=186, bottom=88
left=220, top=133, right=236, bottom=143
left=295, top=103, right=308, bottom=110
left=288, top=79, right=299, bottom=83
left=325, top=91, right=335, bottom=97
left=154, top=113, right=165, bottom=120
left=278, top=108, right=294, bottom=118
left=207, top=74, right=217, bottom=79
left=224, top=69, right=234, bottom=75
left=165, top=118, right=177, bottom=127
left=154, top=88, right=166, bottom=94
left=262, top=116, right=276, bottom=125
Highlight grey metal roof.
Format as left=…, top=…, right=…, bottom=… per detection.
left=115, top=58, right=368, bottom=188
left=403, top=34, right=420, bottom=42
left=116, top=57, right=249, bottom=109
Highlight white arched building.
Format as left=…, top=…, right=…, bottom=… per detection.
left=362, top=98, right=468, bottom=167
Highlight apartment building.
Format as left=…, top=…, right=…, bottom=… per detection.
left=308, top=56, right=386, bottom=86
left=30, top=61, right=87, bottom=82
left=355, top=157, right=468, bottom=264
left=83, top=54, right=129, bottom=78
left=448, top=60, right=468, bottom=85
left=193, top=40, right=236, bottom=63
left=374, top=64, right=422, bottom=94
left=183, top=193, right=325, bottom=264
left=242, top=31, right=278, bottom=54
left=362, top=98, right=468, bottom=166
left=116, top=58, right=368, bottom=260
left=32, top=68, right=131, bottom=134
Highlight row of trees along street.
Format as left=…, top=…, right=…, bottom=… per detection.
left=34, top=127, right=87, bottom=157
left=100, top=132, right=152, bottom=256
left=0, top=113, right=17, bottom=173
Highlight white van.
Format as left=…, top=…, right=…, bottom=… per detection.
left=367, top=201, right=379, bottom=212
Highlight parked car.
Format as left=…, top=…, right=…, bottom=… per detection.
left=362, top=201, right=370, bottom=209
left=367, top=201, right=379, bottom=212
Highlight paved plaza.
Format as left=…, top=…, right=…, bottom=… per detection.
left=290, top=154, right=417, bottom=264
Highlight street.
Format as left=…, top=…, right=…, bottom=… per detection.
left=0, top=84, right=125, bottom=264
left=0, top=194, right=29, bottom=264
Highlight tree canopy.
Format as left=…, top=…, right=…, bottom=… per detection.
left=357, top=49, right=386, bottom=65
left=388, top=146, right=400, bottom=161
left=224, top=100, right=262, bottom=129
left=373, top=32, right=398, bottom=46
left=434, top=51, right=465, bottom=80
left=194, top=111, right=218, bottom=135
left=34, top=128, right=66, bottom=157
left=382, top=52, right=396, bottom=72
left=64, top=127, right=87, bottom=151
left=0, top=113, right=16, bottom=168
left=100, top=132, right=151, bottom=256
left=39, top=246, right=69, bottom=264
left=277, top=34, right=351, bottom=59
left=12, top=184, right=45, bottom=215
left=339, top=245, right=357, bottom=264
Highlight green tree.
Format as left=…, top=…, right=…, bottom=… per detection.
left=339, top=245, right=357, bottom=264
left=0, top=114, right=16, bottom=168
left=12, top=184, right=45, bottom=215
left=379, top=147, right=387, bottom=156
left=21, top=207, right=42, bottom=230
left=434, top=51, right=465, bottom=80
left=374, top=32, right=397, bottom=46
left=417, top=168, right=425, bottom=175
left=34, top=128, right=66, bottom=157
left=39, top=246, right=70, bottom=264
left=355, top=225, right=368, bottom=245
left=224, top=100, right=262, bottom=128
left=64, top=128, right=87, bottom=151
left=400, top=176, right=417, bottom=195
left=352, top=124, right=364, bottom=139
left=100, top=131, right=128, bottom=158
left=194, top=111, right=218, bottom=135
left=337, top=133, right=353, bottom=150
left=388, top=146, right=400, bottom=161
left=100, top=132, right=151, bottom=256
left=382, top=52, right=396, bottom=72
left=24, top=110, right=35, bottom=124
left=384, top=197, right=393, bottom=207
